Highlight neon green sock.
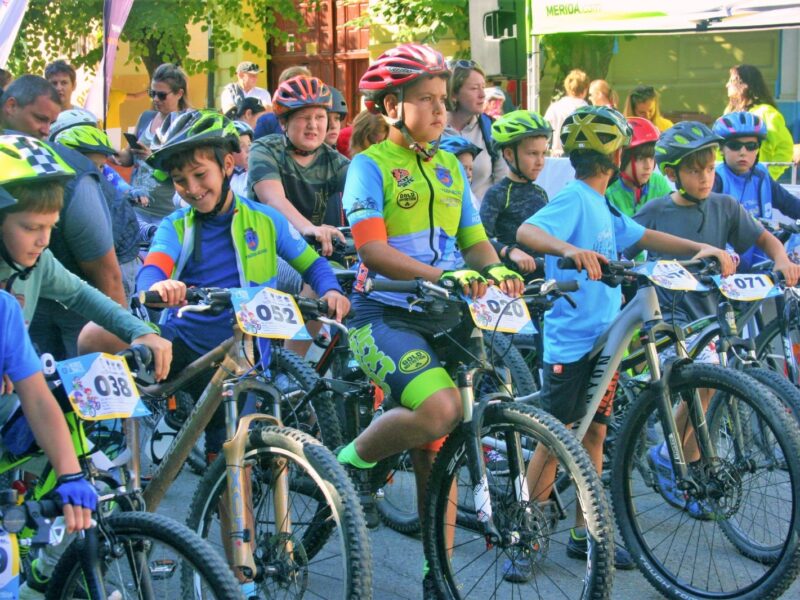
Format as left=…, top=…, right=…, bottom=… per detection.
left=570, top=527, right=587, bottom=541
left=423, top=558, right=430, bottom=577
left=336, top=441, right=376, bottom=469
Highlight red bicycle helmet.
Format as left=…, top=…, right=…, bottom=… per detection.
left=359, top=43, right=449, bottom=114
left=273, top=76, right=332, bottom=118
left=626, top=117, right=660, bottom=149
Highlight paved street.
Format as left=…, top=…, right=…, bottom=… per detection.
left=158, top=463, right=800, bottom=599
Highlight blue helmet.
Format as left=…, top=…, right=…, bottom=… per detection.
left=439, top=135, right=482, bottom=158
left=712, top=111, right=767, bottom=141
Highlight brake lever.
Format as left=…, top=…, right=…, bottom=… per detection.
left=177, top=304, right=212, bottom=318
left=562, top=293, right=577, bottom=309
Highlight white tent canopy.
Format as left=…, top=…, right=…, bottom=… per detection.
left=531, top=1, right=800, bottom=35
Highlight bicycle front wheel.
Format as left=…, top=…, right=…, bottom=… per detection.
left=611, top=363, right=800, bottom=600
left=424, top=402, right=614, bottom=600
left=45, top=511, right=240, bottom=600
left=186, top=425, right=372, bottom=599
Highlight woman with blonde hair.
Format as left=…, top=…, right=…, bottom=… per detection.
left=589, top=79, right=617, bottom=108
left=623, top=85, right=673, bottom=133
left=544, top=68, right=589, bottom=156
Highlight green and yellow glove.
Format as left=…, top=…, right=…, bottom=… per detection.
left=438, top=269, right=486, bottom=290
left=481, top=263, right=524, bottom=284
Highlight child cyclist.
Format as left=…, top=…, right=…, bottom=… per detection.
left=606, top=116, right=672, bottom=217
left=629, top=122, right=800, bottom=515
left=336, top=43, right=523, bottom=595
left=135, top=110, right=349, bottom=461
left=516, top=106, right=733, bottom=579
left=438, top=135, right=482, bottom=184
left=711, top=111, right=800, bottom=270
left=479, top=110, right=552, bottom=275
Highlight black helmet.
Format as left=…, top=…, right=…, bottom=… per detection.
left=655, top=121, right=723, bottom=170
left=328, top=87, right=348, bottom=118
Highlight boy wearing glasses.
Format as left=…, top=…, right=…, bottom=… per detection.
left=712, top=111, right=800, bottom=270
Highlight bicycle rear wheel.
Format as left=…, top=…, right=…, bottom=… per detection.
left=186, top=425, right=372, bottom=599
left=611, top=363, right=800, bottom=600
left=424, top=402, right=614, bottom=599
left=45, top=512, right=240, bottom=600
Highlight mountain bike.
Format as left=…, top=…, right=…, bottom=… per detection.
left=134, top=286, right=371, bottom=599
left=356, top=278, right=615, bottom=599
left=536, top=257, right=800, bottom=599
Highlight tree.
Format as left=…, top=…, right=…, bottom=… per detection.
left=345, top=0, right=469, bottom=46
left=7, top=0, right=309, bottom=78
left=539, top=33, right=627, bottom=95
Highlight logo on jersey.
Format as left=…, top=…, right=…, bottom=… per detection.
left=434, top=164, right=453, bottom=187
left=244, top=228, right=259, bottom=251
left=397, top=189, right=419, bottom=209
left=391, top=168, right=414, bottom=187
left=399, top=350, right=431, bottom=373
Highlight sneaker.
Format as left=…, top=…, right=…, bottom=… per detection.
left=502, top=554, right=533, bottom=583
left=647, top=443, right=712, bottom=520
left=566, top=532, right=636, bottom=571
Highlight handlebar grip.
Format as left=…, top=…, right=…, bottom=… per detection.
left=556, top=257, right=577, bottom=270
left=36, top=498, right=62, bottom=519
left=367, top=279, right=421, bottom=293
left=556, top=280, right=580, bottom=293
left=138, top=290, right=163, bottom=305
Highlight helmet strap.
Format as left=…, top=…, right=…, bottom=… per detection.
left=0, top=238, right=37, bottom=294
left=193, top=154, right=233, bottom=263
left=392, top=88, right=440, bottom=161
left=284, top=133, right=319, bottom=157
left=506, top=145, right=533, bottom=183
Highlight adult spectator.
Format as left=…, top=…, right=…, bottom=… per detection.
left=225, top=96, right=265, bottom=131
left=725, top=64, right=794, bottom=180
left=253, top=66, right=312, bottom=140
left=0, top=76, right=125, bottom=358
left=484, top=86, right=506, bottom=119
left=341, top=110, right=389, bottom=158
left=44, top=59, right=78, bottom=111
left=445, top=60, right=507, bottom=201
left=544, top=69, right=589, bottom=156
left=248, top=75, right=348, bottom=255
left=589, top=79, right=617, bottom=108
left=623, top=85, right=673, bottom=132
left=115, top=63, right=189, bottom=225
left=220, top=61, right=272, bottom=115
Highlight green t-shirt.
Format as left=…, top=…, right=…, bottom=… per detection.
left=606, top=171, right=672, bottom=217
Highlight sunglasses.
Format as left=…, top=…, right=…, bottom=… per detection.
left=148, top=89, right=172, bottom=101
left=725, top=140, right=760, bottom=152
left=447, top=59, right=478, bottom=71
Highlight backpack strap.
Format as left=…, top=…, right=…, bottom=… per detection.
left=478, top=113, right=499, bottom=163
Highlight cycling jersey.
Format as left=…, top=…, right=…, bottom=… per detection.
left=606, top=171, right=672, bottom=217
left=344, top=140, right=487, bottom=307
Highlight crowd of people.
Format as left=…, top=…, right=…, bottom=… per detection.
left=0, top=45, right=799, bottom=599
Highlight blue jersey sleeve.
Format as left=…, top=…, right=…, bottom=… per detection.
left=265, top=204, right=320, bottom=273
left=0, top=291, right=40, bottom=384
left=613, top=211, right=646, bottom=251
left=526, top=192, right=582, bottom=242
left=343, top=154, right=385, bottom=227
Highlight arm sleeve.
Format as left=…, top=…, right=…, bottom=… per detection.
left=37, top=252, right=153, bottom=342
left=771, top=179, right=800, bottom=220
left=455, top=162, right=488, bottom=250
left=266, top=205, right=321, bottom=275
left=613, top=211, right=646, bottom=251
left=61, top=177, right=114, bottom=262
left=301, top=257, right=342, bottom=297
left=1, top=293, right=41, bottom=383
left=137, top=217, right=183, bottom=288
left=342, top=154, right=387, bottom=249
left=102, top=165, right=132, bottom=194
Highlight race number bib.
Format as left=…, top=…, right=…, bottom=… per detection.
left=57, top=353, right=149, bottom=421
left=465, top=286, right=536, bottom=334
left=712, top=273, right=780, bottom=302
left=634, top=261, right=708, bottom=292
left=0, top=531, right=18, bottom=599
left=231, top=287, right=311, bottom=340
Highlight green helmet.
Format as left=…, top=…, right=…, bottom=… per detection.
left=560, top=106, right=632, bottom=155
left=147, top=109, right=240, bottom=170
left=0, top=134, right=75, bottom=210
left=491, top=110, right=552, bottom=147
left=55, top=125, right=117, bottom=157
left=655, top=121, right=723, bottom=170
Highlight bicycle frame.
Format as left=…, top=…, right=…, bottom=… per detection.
left=518, top=280, right=721, bottom=487
left=131, top=325, right=284, bottom=580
